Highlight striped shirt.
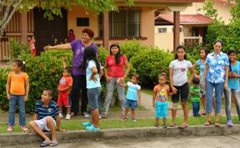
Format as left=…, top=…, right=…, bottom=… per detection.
left=34, top=100, right=59, bottom=120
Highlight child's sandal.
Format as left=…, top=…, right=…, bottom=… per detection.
left=178, top=123, right=188, bottom=129
left=204, top=120, right=211, bottom=126
left=215, top=121, right=220, bottom=128
left=169, top=122, right=176, bottom=127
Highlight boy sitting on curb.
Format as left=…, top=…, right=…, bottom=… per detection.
left=29, top=89, right=62, bottom=147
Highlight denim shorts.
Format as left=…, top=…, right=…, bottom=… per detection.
left=125, top=99, right=138, bottom=110
left=87, top=87, right=101, bottom=110
left=155, top=101, right=168, bottom=118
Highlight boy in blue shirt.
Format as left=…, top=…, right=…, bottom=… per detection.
left=29, top=90, right=62, bottom=147
left=119, top=73, right=141, bottom=121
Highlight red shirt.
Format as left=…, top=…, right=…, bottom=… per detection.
left=106, top=55, right=127, bottom=78
left=58, top=76, right=73, bottom=94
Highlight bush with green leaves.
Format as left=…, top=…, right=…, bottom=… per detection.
left=120, top=40, right=145, bottom=61
left=10, top=39, right=30, bottom=59
left=130, top=48, right=173, bottom=86
left=0, top=47, right=108, bottom=112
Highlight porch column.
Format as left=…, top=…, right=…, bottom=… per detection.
left=173, top=11, right=180, bottom=51
left=103, top=12, right=109, bottom=48
left=21, top=12, right=28, bottom=43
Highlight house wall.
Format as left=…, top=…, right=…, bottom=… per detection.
left=67, top=6, right=155, bottom=47
left=67, top=6, right=99, bottom=39
left=154, top=25, right=185, bottom=51
left=140, top=7, right=155, bottom=46
left=182, top=2, right=233, bottom=24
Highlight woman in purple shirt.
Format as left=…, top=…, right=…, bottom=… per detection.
left=45, top=28, right=98, bottom=117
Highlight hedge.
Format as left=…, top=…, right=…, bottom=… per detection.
left=0, top=40, right=198, bottom=112
left=0, top=47, right=108, bottom=113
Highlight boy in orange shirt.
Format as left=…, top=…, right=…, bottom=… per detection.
left=57, top=66, right=73, bottom=120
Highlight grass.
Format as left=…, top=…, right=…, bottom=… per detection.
left=109, top=105, right=147, bottom=111
left=0, top=115, right=239, bottom=134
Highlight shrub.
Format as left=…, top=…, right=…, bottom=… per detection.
left=0, top=46, right=109, bottom=112
left=120, top=40, right=145, bottom=61
left=131, top=48, right=173, bottom=87
left=0, top=41, right=175, bottom=112
left=10, top=39, right=30, bottom=59
left=0, top=67, right=10, bottom=110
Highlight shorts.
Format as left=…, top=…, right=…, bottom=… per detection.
left=87, top=87, right=101, bottom=110
left=172, top=83, right=189, bottom=103
left=57, top=93, right=71, bottom=107
left=125, top=99, right=138, bottom=110
left=34, top=116, right=56, bottom=131
left=155, top=101, right=168, bottom=118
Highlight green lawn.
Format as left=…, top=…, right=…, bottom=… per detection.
left=0, top=116, right=239, bottom=134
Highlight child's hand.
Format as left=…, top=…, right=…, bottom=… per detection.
left=171, top=87, right=177, bottom=94
left=24, top=95, right=28, bottom=102
left=138, top=99, right=141, bottom=105
left=117, top=78, right=124, bottom=84
left=153, top=103, right=156, bottom=108
left=105, top=75, right=111, bottom=82
left=7, top=94, right=10, bottom=100
left=232, top=72, right=237, bottom=78
left=90, top=75, right=97, bottom=81
left=58, top=88, right=63, bottom=92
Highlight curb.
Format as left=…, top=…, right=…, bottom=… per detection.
left=1, top=125, right=240, bottom=146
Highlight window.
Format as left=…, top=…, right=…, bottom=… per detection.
left=158, top=28, right=167, bottom=33
left=76, top=17, right=89, bottom=26
left=99, top=8, right=141, bottom=38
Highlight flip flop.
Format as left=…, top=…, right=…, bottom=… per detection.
left=178, top=123, right=188, bottom=129
left=215, top=122, right=221, bottom=128
left=169, top=122, right=176, bottom=127
left=204, top=120, right=211, bottom=126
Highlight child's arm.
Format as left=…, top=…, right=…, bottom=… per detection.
left=152, top=91, right=157, bottom=108
left=33, top=113, right=38, bottom=120
left=6, top=75, right=11, bottom=100
left=90, top=66, right=98, bottom=81
left=58, top=86, right=71, bottom=92
left=24, top=77, right=30, bottom=101
left=169, top=67, right=177, bottom=94
left=188, top=66, right=195, bottom=83
left=118, top=81, right=128, bottom=87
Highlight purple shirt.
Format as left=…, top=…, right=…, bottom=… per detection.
left=70, top=40, right=98, bottom=75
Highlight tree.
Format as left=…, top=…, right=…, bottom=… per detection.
left=0, top=0, right=134, bottom=38
left=203, top=0, right=240, bottom=51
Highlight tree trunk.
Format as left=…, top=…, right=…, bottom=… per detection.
left=0, top=0, right=23, bottom=38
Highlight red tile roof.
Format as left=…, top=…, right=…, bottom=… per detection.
left=215, top=0, right=236, bottom=4
left=156, top=14, right=213, bottom=25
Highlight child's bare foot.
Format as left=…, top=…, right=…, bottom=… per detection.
left=155, top=123, right=159, bottom=127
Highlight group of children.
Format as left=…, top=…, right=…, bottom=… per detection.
left=5, top=43, right=240, bottom=146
